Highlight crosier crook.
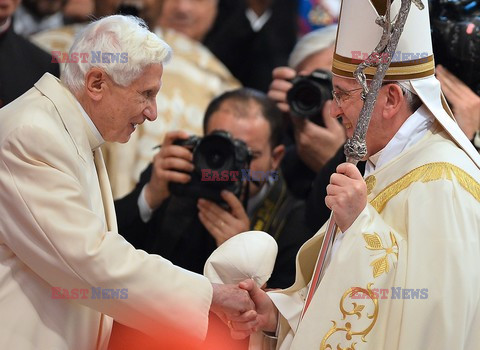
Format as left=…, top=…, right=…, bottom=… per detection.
left=299, top=0, right=425, bottom=323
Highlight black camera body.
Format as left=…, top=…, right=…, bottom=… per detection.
left=430, top=0, right=480, bottom=94
left=286, top=69, right=333, bottom=126
left=169, top=130, right=252, bottom=203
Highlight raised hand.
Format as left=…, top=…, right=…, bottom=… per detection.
left=144, top=130, right=193, bottom=209
left=197, top=190, right=250, bottom=246
left=268, top=66, right=296, bottom=113
left=436, top=64, right=480, bottom=140
left=325, top=162, right=367, bottom=232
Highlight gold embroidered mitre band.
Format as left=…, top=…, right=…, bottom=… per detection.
left=332, top=0, right=435, bottom=81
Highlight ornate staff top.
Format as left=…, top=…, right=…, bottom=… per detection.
left=345, top=0, right=425, bottom=164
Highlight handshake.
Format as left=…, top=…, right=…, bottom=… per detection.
left=210, top=279, right=278, bottom=340
left=205, top=230, right=280, bottom=340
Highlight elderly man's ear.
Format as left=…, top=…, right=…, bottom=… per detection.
left=382, top=84, right=405, bottom=120
left=84, top=68, right=109, bottom=101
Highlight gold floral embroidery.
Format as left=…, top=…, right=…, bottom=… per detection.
left=363, top=232, right=398, bottom=278
left=365, top=175, right=376, bottom=195
left=370, top=162, right=480, bottom=213
left=320, top=283, right=379, bottom=350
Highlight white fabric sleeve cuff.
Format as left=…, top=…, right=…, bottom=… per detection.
left=138, top=185, right=154, bottom=223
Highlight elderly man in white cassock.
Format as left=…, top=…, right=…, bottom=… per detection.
left=230, top=0, right=480, bottom=349
left=0, top=15, right=253, bottom=350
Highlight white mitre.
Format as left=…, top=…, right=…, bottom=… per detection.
left=332, top=0, right=480, bottom=169
left=204, top=231, right=278, bottom=287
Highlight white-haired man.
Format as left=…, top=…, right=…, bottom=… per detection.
left=0, top=15, right=252, bottom=350
left=232, top=1, right=480, bottom=349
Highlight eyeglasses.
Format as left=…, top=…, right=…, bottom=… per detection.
left=331, top=87, right=364, bottom=107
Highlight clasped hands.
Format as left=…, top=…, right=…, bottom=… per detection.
left=210, top=279, right=278, bottom=340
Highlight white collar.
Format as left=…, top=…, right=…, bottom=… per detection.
left=0, top=17, right=11, bottom=35
left=75, top=100, right=104, bottom=149
left=365, top=104, right=434, bottom=177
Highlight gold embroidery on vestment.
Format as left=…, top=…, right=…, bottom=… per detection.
left=365, top=175, right=376, bottom=195
left=370, top=162, right=480, bottom=213
left=320, top=283, right=379, bottom=350
left=363, top=232, right=399, bottom=278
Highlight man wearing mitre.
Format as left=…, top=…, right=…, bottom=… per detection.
left=233, top=0, right=480, bottom=349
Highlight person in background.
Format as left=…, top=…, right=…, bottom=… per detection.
left=204, top=0, right=297, bottom=91
left=62, top=0, right=95, bottom=24
left=297, top=0, right=341, bottom=35
left=111, top=88, right=313, bottom=349
left=429, top=0, right=480, bottom=151
left=268, top=25, right=346, bottom=200
left=0, top=0, right=59, bottom=108
left=0, top=15, right=252, bottom=350
left=13, top=0, right=65, bottom=36
left=116, top=88, right=313, bottom=289
left=436, top=65, right=480, bottom=150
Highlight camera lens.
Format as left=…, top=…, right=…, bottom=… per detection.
left=289, top=81, right=323, bottom=116
left=286, top=69, right=333, bottom=121
left=195, top=134, right=235, bottom=172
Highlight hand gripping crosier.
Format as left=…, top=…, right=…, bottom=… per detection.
left=299, top=0, right=425, bottom=321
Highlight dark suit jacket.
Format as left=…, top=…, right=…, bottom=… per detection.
left=115, top=164, right=314, bottom=289
left=203, top=0, right=297, bottom=92
left=0, top=23, right=60, bottom=108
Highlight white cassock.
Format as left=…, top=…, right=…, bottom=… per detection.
left=0, top=74, right=212, bottom=349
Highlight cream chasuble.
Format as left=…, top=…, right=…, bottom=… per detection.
left=268, top=124, right=480, bottom=350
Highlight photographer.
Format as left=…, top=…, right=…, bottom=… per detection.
left=115, top=88, right=314, bottom=290
left=430, top=0, right=480, bottom=150
left=268, top=25, right=347, bottom=199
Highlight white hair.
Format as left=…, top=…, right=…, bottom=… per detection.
left=288, top=25, right=338, bottom=69
left=62, top=15, right=172, bottom=94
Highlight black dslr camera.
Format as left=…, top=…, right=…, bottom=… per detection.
left=169, top=130, right=252, bottom=203
left=287, top=69, right=333, bottom=126
left=430, top=0, right=480, bottom=94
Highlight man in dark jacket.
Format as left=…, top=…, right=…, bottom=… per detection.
left=0, top=0, right=59, bottom=108
left=115, top=88, right=314, bottom=290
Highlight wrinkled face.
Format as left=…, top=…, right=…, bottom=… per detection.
left=0, top=0, right=20, bottom=24
left=158, top=0, right=217, bottom=41
left=205, top=100, right=282, bottom=197
left=95, top=64, right=163, bottom=143
left=330, top=75, right=388, bottom=158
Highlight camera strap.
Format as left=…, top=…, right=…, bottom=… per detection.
left=249, top=172, right=300, bottom=240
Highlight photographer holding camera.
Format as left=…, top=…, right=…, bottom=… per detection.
left=115, top=88, right=314, bottom=290
left=430, top=0, right=480, bottom=151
